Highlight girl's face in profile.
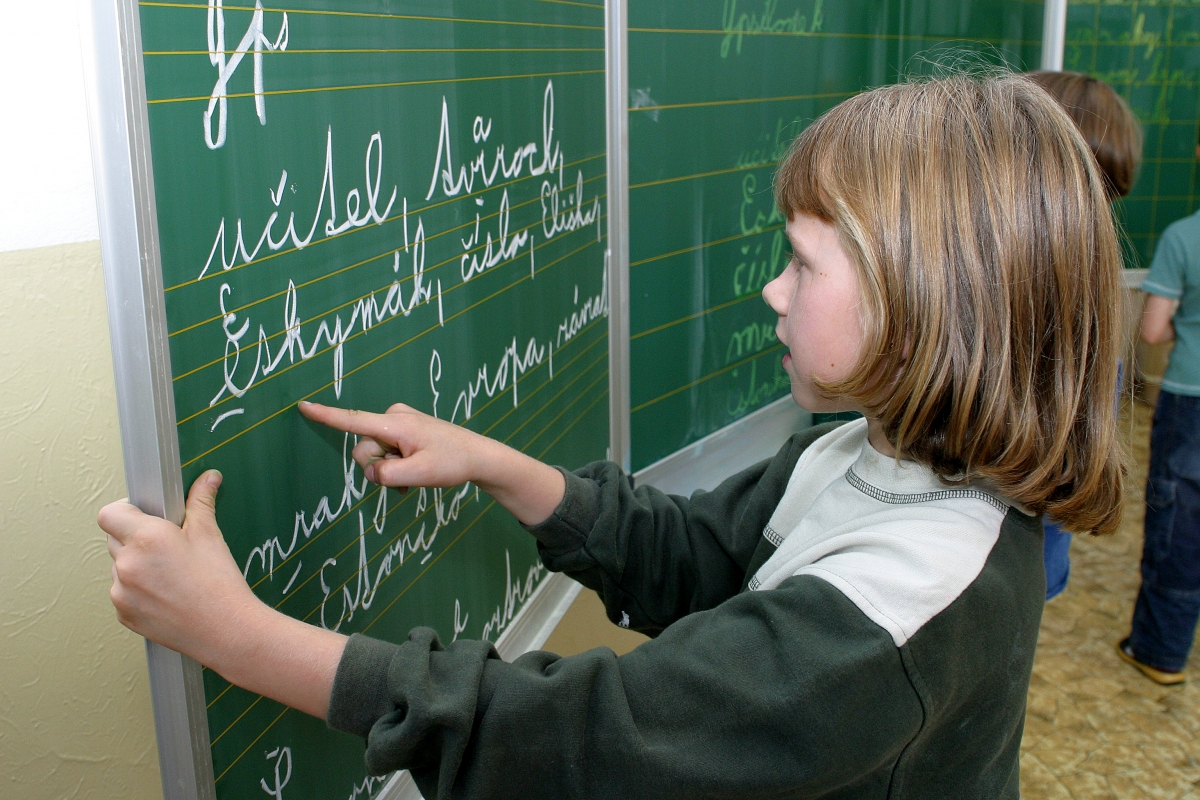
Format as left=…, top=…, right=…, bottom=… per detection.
left=762, top=213, right=865, bottom=413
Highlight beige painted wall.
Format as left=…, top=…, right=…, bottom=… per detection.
left=0, top=241, right=161, bottom=800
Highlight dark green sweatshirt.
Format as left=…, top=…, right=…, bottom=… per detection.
left=327, top=422, right=1045, bottom=799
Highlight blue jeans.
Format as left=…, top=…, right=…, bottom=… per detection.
left=1043, top=363, right=1124, bottom=601
left=1043, top=519, right=1071, bottom=600
left=1130, top=390, right=1200, bottom=672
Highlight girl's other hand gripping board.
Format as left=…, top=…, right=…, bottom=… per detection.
left=100, top=471, right=347, bottom=719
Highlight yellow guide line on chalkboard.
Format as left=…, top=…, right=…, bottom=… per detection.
left=535, top=0, right=603, bottom=8
left=276, top=359, right=608, bottom=631
left=229, top=324, right=607, bottom=603
left=147, top=68, right=604, bottom=105
left=631, top=343, right=786, bottom=415
left=538, top=387, right=608, bottom=457
left=262, top=337, right=609, bottom=618
left=179, top=234, right=603, bottom=468
left=630, top=223, right=785, bottom=269
left=212, top=381, right=608, bottom=781
left=168, top=169, right=607, bottom=345
left=629, top=26, right=1042, bottom=47
left=632, top=292, right=764, bottom=342
left=146, top=46, right=604, bottom=56
left=168, top=177, right=607, bottom=369
left=630, top=90, right=851, bottom=114
left=172, top=206, right=607, bottom=426
left=164, top=150, right=604, bottom=293
left=352, top=381, right=606, bottom=634
left=213, top=706, right=290, bottom=785
left=290, top=366, right=609, bottom=631
left=140, top=2, right=604, bottom=31
left=630, top=161, right=778, bottom=191
left=498, top=353, right=609, bottom=449
left=204, top=333, right=609, bottom=720
left=528, top=373, right=609, bottom=455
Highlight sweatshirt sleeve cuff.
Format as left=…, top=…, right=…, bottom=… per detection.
left=523, top=466, right=601, bottom=555
left=327, top=633, right=401, bottom=738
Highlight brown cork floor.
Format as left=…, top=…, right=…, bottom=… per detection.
left=1021, top=399, right=1200, bottom=800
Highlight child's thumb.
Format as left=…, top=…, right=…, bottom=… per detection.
left=185, top=470, right=223, bottom=529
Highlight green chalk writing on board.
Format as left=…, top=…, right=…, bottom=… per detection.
left=727, top=321, right=779, bottom=364
left=1065, top=0, right=1200, bottom=269
left=727, top=359, right=791, bottom=417
left=740, top=172, right=785, bottom=235
left=721, top=0, right=825, bottom=58
left=204, top=1, right=290, bottom=150
left=734, top=117, right=798, bottom=169
left=733, top=230, right=786, bottom=297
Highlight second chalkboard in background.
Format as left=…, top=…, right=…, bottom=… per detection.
left=626, top=0, right=1045, bottom=470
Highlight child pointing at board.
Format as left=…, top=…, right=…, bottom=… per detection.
left=100, top=72, right=1125, bottom=799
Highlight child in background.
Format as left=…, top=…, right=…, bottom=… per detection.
left=99, top=73, right=1126, bottom=799
left=1118, top=129, right=1200, bottom=686
left=1027, top=69, right=1143, bottom=601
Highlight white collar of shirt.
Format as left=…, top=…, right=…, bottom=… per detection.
left=750, top=419, right=1010, bottom=646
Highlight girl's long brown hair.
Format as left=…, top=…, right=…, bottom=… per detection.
left=776, top=74, right=1126, bottom=535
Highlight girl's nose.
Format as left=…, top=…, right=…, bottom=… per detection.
left=762, top=273, right=789, bottom=316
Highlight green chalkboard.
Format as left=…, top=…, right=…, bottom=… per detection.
left=1065, top=0, right=1200, bottom=268
left=138, top=2, right=607, bottom=797
left=626, top=0, right=1044, bottom=470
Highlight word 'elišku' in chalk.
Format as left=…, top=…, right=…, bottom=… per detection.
left=317, top=479, right=477, bottom=632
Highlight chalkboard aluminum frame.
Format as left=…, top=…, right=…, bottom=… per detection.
left=606, top=0, right=632, bottom=472
left=83, top=0, right=215, bottom=799
left=1042, top=0, right=1068, bottom=70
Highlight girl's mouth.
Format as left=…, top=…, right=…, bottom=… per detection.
left=782, top=352, right=792, bottom=367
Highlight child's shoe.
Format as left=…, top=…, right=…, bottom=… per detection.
left=1117, top=639, right=1186, bottom=686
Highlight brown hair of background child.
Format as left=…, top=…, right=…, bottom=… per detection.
left=775, top=74, right=1126, bottom=535
left=1027, top=70, right=1144, bottom=199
